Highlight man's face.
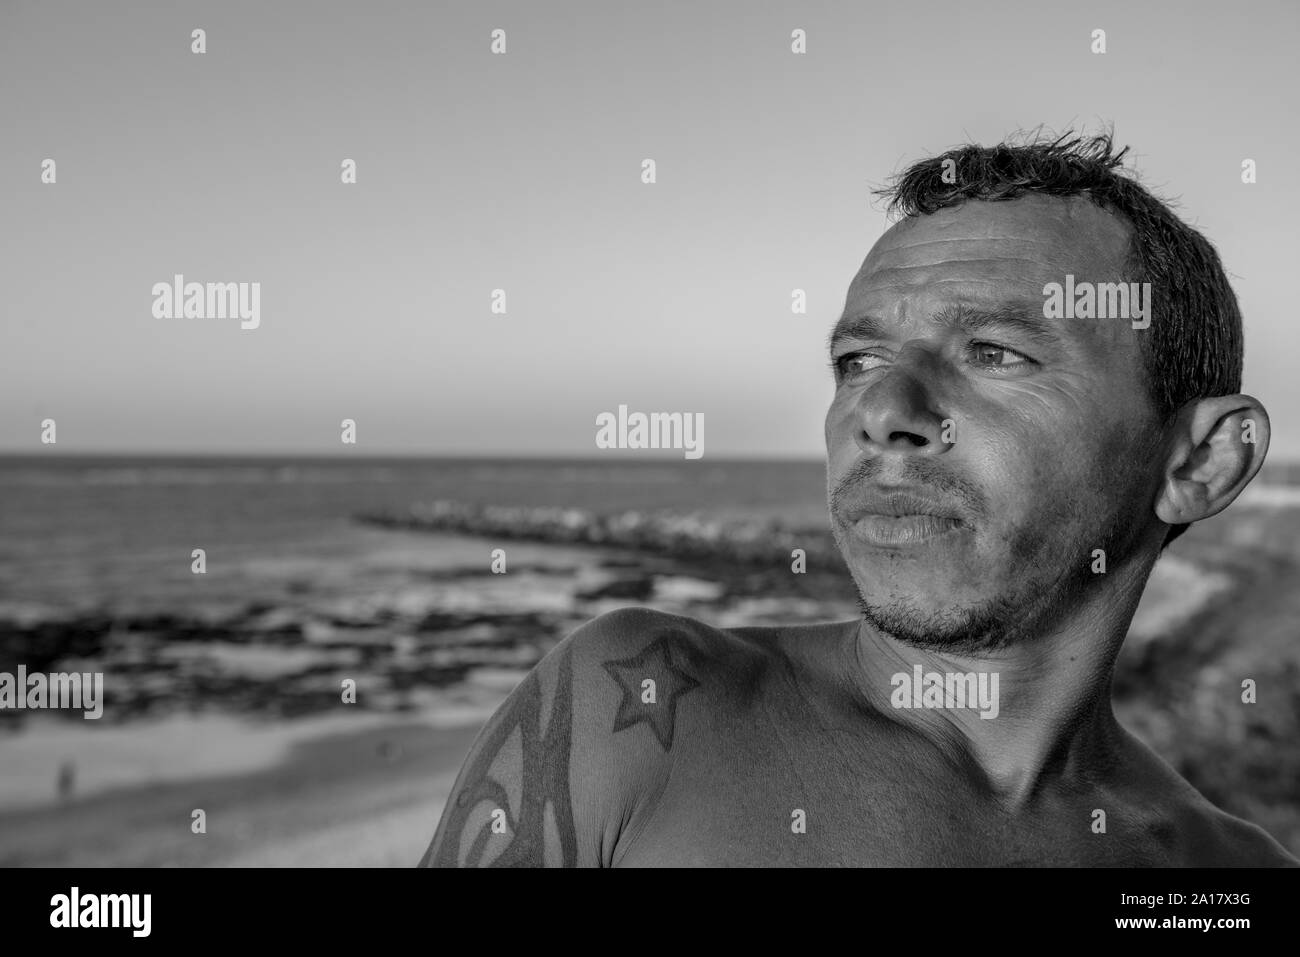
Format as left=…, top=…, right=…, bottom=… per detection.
left=826, top=194, right=1165, bottom=652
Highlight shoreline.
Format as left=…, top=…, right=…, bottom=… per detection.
left=2, top=500, right=1298, bottom=862
left=0, top=715, right=483, bottom=867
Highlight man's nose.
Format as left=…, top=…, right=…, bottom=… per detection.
left=853, top=356, right=951, bottom=455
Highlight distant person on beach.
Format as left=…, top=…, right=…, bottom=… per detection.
left=420, top=132, right=1298, bottom=867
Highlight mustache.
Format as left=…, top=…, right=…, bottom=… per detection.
left=828, top=457, right=985, bottom=524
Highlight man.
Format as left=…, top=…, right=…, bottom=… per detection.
left=420, top=132, right=1298, bottom=867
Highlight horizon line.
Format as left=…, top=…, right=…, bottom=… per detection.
left=0, top=450, right=828, bottom=463
left=4, top=450, right=1300, bottom=470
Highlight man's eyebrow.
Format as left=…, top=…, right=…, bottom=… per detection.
left=932, top=303, right=1062, bottom=346
left=827, top=303, right=1062, bottom=353
left=827, top=314, right=889, bottom=352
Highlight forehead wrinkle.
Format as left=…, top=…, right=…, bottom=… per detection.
left=855, top=276, right=1050, bottom=293
left=868, top=205, right=1133, bottom=278
left=857, top=260, right=1069, bottom=287
left=868, top=254, right=1065, bottom=268
left=872, top=244, right=1063, bottom=268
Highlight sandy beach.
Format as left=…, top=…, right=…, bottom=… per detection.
left=0, top=714, right=483, bottom=867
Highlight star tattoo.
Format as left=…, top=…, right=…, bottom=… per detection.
left=601, top=632, right=702, bottom=751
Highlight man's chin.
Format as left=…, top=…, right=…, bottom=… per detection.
left=857, top=593, right=1017, bottom=654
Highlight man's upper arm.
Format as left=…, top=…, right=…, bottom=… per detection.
left=418, top=607, right=698, bottom=867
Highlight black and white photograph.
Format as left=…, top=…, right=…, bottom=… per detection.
left=1, top=0, right=1297, bottom=914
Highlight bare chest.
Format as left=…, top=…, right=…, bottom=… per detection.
left=611, top=724, right=1186, bottom=867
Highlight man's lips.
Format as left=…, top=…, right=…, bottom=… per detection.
left=843, top=490, right=966, bottom=522
left=838, top=489, right=972, bottom=547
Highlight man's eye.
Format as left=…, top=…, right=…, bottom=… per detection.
left=969, top=342, right=1032, bottom=368
left=834, top=351, right=884, bottom=378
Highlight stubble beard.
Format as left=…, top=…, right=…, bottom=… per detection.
left=831, top=493, right=1135, bottom=657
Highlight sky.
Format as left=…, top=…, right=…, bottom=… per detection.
left=3, top=0, right=1298, bottom=458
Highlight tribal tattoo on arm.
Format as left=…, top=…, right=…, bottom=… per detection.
left=419, top=646, right=578, bottom=867
left=419, top=629, right=704, bottom=867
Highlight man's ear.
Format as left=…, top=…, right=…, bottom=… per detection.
left=1155, top=394, right=1269, bottom=527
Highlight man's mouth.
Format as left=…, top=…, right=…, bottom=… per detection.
left=850, top=513, right=967, bottom=547
left=840, top=490, right=971, bottom=547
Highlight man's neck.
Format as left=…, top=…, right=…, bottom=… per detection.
left=849, top=556, right=1155, bottom=810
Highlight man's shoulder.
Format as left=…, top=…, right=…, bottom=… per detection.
left=1203, top=810, right=1300, bottom=867
left=558, top=605, right=789, bottom=740
left=566, top=604, right=846, bottom=661
left=1117, top=728, right=1299, bottom=866
left=423, top=607, right=852, bottom=866
left=423, top=605, right=764, bottom=866
left=1173, top=792, right=1300, bottom=866
left=561, top=605, right=846, bottom=723
left=563, top=605, right=782, bottom=681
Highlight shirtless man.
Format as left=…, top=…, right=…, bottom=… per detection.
left=420, top=133, right=1298, bottom=867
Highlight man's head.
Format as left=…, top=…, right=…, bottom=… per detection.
left=825, top=132, right=1268, bottom=654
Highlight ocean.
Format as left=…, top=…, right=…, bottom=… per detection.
left=0, top=456, right=831, bottom=613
